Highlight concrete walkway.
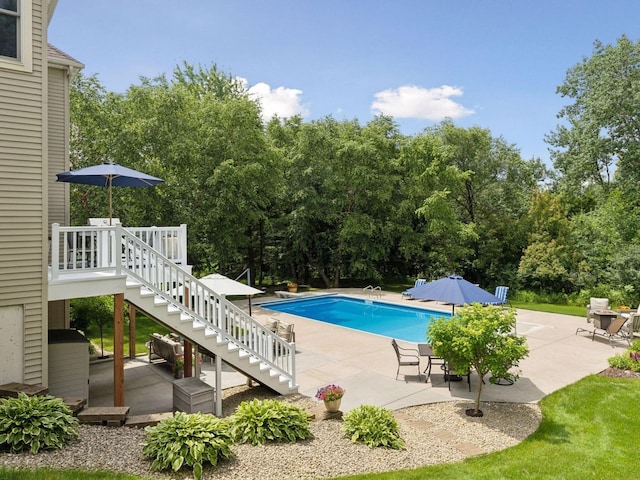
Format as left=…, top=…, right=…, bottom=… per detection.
left=89, top=289, right=627, bottom=415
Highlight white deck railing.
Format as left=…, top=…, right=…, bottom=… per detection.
left=49, top=223, right=295, bottom=383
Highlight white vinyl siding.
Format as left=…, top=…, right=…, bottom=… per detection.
left=0, top=0, right=45, bottom=384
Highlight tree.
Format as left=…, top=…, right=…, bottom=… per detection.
left=271, top=115, right=403, bottom=287
left=547, top=35, right=640, bottom=198
left=428, top=120, right=547, bottom=286
left=70, top=296, right=114, bottom=358
left=427, top=304, right=529, bottom=416
left=518, top=191, right=573, bottom=292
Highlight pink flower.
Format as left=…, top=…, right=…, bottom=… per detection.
left=315, top=384, right=345, bottom=401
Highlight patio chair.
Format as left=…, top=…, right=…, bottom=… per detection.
left=277, top=320, right=296, bottom=343
left=621, top=312, right=640, bottom=340
left=402, top=278, right=426, bottom=299
left=494, top=286, right=509, bottom=305
left=586, top=297, right=609, bottom=323
left=590, top=316, right=630, bottom=346
left=391, top=339, right=421, bottom=381
left=444, top=362, right=471, bottom=391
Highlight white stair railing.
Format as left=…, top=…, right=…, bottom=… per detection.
left=49, top=223, right=296, bottom=385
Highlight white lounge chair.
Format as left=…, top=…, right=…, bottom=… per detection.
left=402, top=278, right=426, bottom=299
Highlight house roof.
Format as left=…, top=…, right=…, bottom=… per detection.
left=47, top=44, right=84, bottom=74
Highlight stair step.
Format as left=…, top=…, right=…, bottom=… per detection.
left=153, top=297, right=168, bottom=307
left=192, top=321, right=205, bottom=331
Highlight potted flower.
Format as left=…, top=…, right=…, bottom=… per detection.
left=315, top=384, right=345, bottom=412
left=287, top=281, right=298, bottom=293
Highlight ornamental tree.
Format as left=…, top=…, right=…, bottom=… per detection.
left=427, top=303, right=529, bottom=416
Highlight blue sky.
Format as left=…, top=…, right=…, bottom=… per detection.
left=49, top=1, right=640, bottom=166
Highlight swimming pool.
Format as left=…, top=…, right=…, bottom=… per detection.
left=259, top=295, right=450, bottom=343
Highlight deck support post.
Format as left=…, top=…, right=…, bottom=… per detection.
left=113, top=293, right=125, bottom=406
left=128, top=304, right=136, bottom=359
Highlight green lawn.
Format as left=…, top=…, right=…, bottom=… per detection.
left=508, top=301, right=585, bottom=317
left=3, top=375, right=638, bottom=479
left=86, top=314, right=170, bottom=356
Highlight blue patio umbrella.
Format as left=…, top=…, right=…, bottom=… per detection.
left=405, top=274, right=502, bottom=313
left=56, top=162, right=164, bottom=224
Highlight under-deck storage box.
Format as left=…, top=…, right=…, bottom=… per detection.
left=172, top=377, right=215, bottom=414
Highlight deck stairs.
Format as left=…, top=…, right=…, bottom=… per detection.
left=51, top=224, right=297, bottom=395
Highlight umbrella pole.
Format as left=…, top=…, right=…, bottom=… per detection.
left=108, top=177, right=113, bottom=226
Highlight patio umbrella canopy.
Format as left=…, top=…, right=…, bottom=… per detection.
left=405, top=274, right=502, bottom=312
left=56, top=161, right=164, bottom=224
left=199, top=273, right=263, bottom=296
left=199, top=273, right=264, bottom=315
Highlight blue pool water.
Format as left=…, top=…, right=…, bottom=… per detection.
left=259, top=295, right=451, bottom=343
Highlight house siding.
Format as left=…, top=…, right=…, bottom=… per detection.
left=48, top=67, right=67, bottom=227
left=0, top=0, right=47, bottom=385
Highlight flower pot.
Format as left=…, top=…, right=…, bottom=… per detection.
left=288, top=284, right=298, bottom=293
left=324, top=398, right=342, bottom=412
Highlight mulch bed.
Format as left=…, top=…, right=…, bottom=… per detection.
left=599, top=367, right=640, bottom=379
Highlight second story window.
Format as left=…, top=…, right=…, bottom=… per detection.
left=0, top=0, right=19, bottom=60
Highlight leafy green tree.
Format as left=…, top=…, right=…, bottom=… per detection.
left=568, top=188, right=640, bottom=300
left=271, top=115, right=403, bottom=287
left=416, top=121, right=546, bottom=286
left=70, top=296, right=114, bottom=357
left=69, top=74, right=125, bottom=224
left=547, top=35, right=640, bottom=199
left=71, top=63, right=280, bottom=280
left=518, top=191, right=573, bottom=292
left=428, top=304, right=528, bottom=416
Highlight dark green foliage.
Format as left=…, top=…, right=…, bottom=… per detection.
left=0, top=393, right=79, bottom=453
left=608, top=340, right=640, bottom=372
left=142, top=412, right=233, bottom=480
left=341, top=405, right=405, bottom=449
left=229, top=399, right=313, bottom=446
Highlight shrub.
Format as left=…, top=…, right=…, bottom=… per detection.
left=142, top=412, right=233, bottom=480
left=229, top=399, right=313, bottom=446
left=342, top=405, right=405, bottom=449
left=608, top=339, right=640, bottom=373
left=0, top=393, right=79, bottom=453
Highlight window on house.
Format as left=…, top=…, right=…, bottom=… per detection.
left=0, top=0, right=19, bottom=60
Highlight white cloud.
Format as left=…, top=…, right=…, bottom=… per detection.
left=239, top=77, right=309, bottom=121
left=371, top=85, right=474, bottom=120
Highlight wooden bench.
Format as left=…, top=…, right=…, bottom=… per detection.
left=147, top=333, right=183, bottom=367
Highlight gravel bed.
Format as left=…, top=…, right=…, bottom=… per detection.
left=0, top=385, right=541, bottom=480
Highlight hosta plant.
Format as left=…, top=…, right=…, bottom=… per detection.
left=0, top=393, right=79, bottom=453
left=608, top=340, right=640, bottom=372
left=342, top=404, right=405, bottom=449
left=230, top=398, right=313, bottom=445
left=143, top=412, right=233, bottom=480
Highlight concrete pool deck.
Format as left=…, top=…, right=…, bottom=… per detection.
left=89, top=288, right=628, bottom=415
